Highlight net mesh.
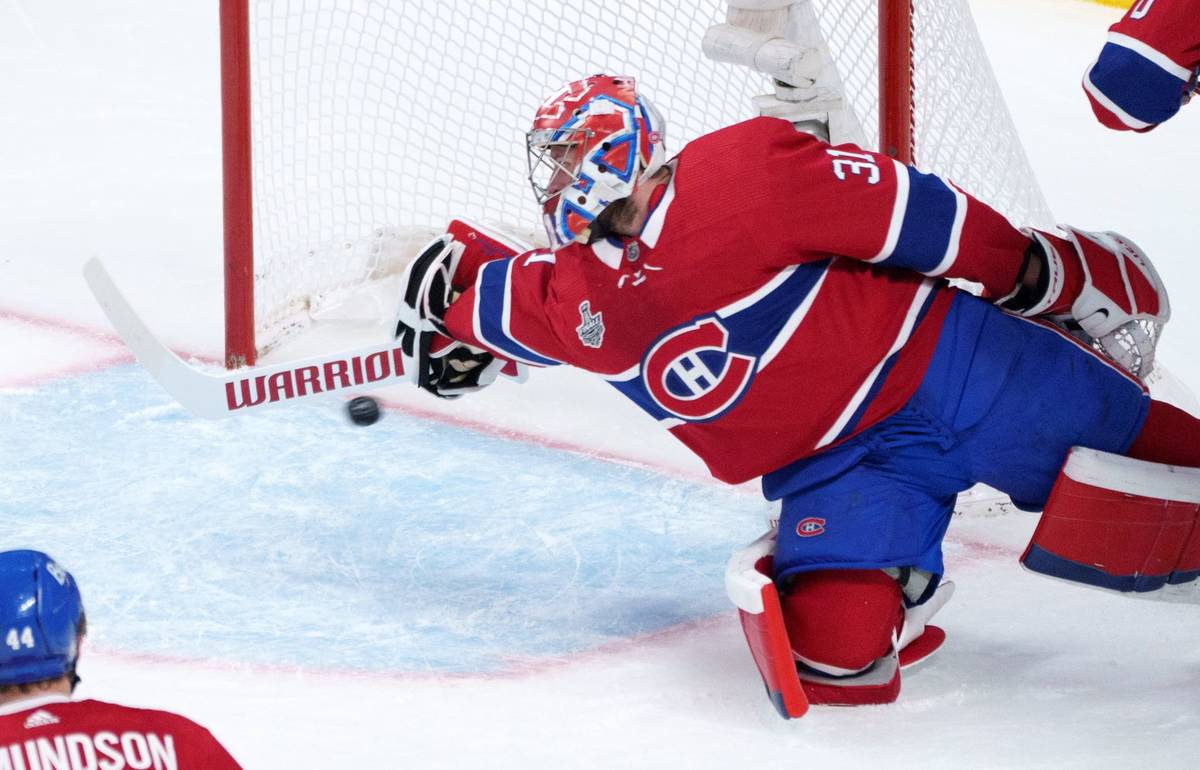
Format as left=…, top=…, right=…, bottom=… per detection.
left=811, top=0, right=1052, bottom=227
left=243, top=0, right=1052, bottom=355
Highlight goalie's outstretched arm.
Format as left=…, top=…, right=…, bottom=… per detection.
left=756, top=119, right=1169, bottom=374
left=755, top=117, right=1032, bottom=296
left=394, top=221, right=569, bottom=399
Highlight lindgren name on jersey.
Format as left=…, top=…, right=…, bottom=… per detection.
left=2, top=731, right=178, bottom=770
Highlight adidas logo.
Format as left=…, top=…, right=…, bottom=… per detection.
left=23, top=709, right=60, bottom=729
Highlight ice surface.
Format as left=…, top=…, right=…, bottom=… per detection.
left=2, top=0, right=1200, bottom=768
left=0, top=365, right=772, bottom=672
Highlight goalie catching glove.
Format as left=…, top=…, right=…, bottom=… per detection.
left=1000, top=226, right=1170, bottom=377
left=394, top=234, right=513, bottom=399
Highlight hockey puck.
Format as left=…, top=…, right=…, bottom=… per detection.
left=346, top=396, right=381, bottom=426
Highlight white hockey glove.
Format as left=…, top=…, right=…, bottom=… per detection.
left=394, top=235, right=508, bottom=399
left=999, top=226, right=1170, bottom=378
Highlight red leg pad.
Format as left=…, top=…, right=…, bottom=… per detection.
left=1022, top=448, right=1200, bottom=591
left=800, top=663, right=901, bottom=706
left=735, top=556, right=809, bottom=719
left=781, top=569, right=904, bottom=674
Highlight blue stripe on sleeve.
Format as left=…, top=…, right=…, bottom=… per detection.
left=476, top=260, right=560, bottom=366
left=883, top=167, right=958, bottom=274
left=1091, top=43, right=1188, bottom=126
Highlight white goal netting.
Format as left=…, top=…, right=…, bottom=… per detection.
left=239, top=0, right=1052, bottom=357
left=811, top=0, right=1053, bottom=228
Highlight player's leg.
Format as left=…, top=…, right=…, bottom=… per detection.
left=930, top=294, right=1151, bottom=510
left=940, top=296, right=1200, bottom=591
left=1021, top=446, right=1200, bottom=591
left=782, top=569, right=902, bottom=678
left=728, top=541, right=955, bottom=716
left=1125, top=398, right=1200, bottom=467
left=744, top=423, right=965, bottom=712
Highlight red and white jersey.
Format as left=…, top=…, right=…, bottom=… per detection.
left=444, top=117, right=1032, bottom=484
left=0, top=694, right=242, bottom=769
left=1084, top=0, right=1200, bottom=130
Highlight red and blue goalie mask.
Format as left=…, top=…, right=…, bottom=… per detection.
left=526, top=75, right=667, bottom=248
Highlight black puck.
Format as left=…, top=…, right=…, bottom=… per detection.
left=346, top=396, right=381, bottom=426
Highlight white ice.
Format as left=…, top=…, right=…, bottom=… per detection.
left=2, top=0, right=1200, bottom=768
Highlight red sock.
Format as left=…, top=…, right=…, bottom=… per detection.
left=1126, top=399, right=1200, bottom=468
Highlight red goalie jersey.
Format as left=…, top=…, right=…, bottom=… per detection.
left=1084, top=0, right=1200, bottom=130
left=443, top=117, right=1033, bottom=484
left=0, top=695, right=243, bottom=769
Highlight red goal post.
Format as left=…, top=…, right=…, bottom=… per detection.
left=219, top=0, right=1050, bottom=369
left=221, top=0, right=254, bottom=368
left=879, top=0, right=914, bottom=164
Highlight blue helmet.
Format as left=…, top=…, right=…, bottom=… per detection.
left=0, top=550, right=85, bottom=687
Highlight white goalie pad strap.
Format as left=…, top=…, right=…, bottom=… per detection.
left=798, top=651, right=898, bottom=686
left=1064, top=448, right=1200, bottom=504
left=895, top=580, right=955, bottom=651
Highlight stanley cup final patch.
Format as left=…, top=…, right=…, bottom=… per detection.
left=577, top=300, right=605, bottom=348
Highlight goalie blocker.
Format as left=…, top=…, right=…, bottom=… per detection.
left=1022, top=447, right=1200, bottom=592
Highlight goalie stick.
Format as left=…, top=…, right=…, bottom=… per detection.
left=82, top=258, right=409, bottom=419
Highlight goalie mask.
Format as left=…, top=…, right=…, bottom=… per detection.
left=527, top=74, right=667, bottom=248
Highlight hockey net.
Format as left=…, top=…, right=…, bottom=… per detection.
left=811, top=0, right=1052, bottom=228
left=222, top=0, right=1052, bottom=367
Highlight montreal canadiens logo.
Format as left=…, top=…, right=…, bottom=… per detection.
left=642, top=316, right=756, bottom=421
left=796, top=517, right=826, bottom=537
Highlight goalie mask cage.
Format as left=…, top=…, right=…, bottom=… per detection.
left=221, top=0, right=1051, bottom=368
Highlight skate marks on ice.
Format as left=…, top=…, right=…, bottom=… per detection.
left=1, top=362, right=1113, bottom=680
left=0, top=364, right=775, bottom=673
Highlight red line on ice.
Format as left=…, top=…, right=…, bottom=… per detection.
left=87, top=614, right=733, bottom=684
left=4, top=306, right=1023, bottom=680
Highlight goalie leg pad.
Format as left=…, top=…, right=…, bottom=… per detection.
left=727, top=532, right=810, bottom=719
left=1022, top=447, right=1200, bottom=592
left=780, top=569, right=903, bottom=676
left=727, top=532, right=955, bottom=717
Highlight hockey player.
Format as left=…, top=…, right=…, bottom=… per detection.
left=393, top=75, right=1200, bottom=715
left=1083, top=0, right=1200, bottom=131
left=0, top=550, right=244, bottom=767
